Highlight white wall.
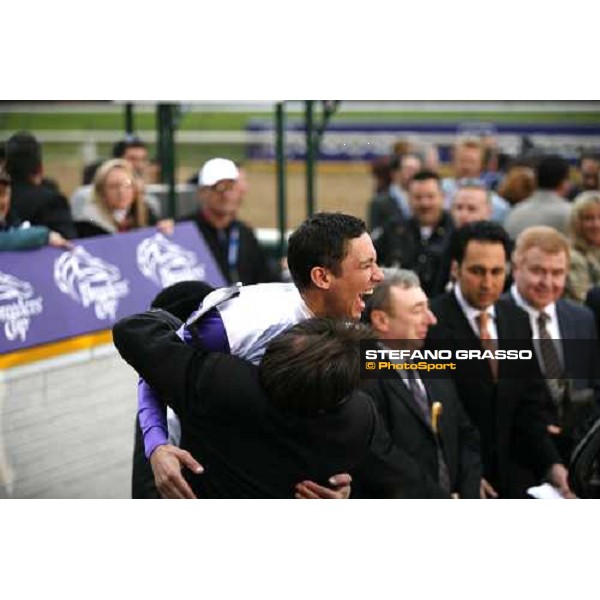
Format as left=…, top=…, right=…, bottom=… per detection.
left=0, top=344, right=138, bottom=499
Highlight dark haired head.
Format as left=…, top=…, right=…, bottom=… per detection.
left=409, top=169, right=441, bottom=187
left=82, top=160, right=104, bottom=185
left=5, top=131, right=42, bottom=183
left=259, top=318, right=376, bottom=414
left=287, top=212, right=367, bottom=290
left=450, top=220, right=511, bottom=265
left=536, top=154, right=570, bottom=190
left=150, top=280, right=214, bottom=321
left=112, top=136, right=147, bottom=159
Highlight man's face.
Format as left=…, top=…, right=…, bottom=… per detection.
left=0, top=184, right=10, bottom=221
left=454, top=147, right=483, bottom=178
left=513, top=247, right=567, bottom=310
left=451, top=187, right=492, bottom=228
left=397, top=156, right=422, bottom=189
left=326, top=232, right=384, bottom=320
left=457, top=240, right=506, bottom=309
left=200, top=178, right=239, bottom=217
left=123, top=147, right=149, bottom=177
left=375, top=285, right=437, bottom=344
left=581, top=159, right=600, bottom=191
left=408, top=178, right=444, bottom=227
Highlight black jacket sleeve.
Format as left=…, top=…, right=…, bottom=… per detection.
left=112, top=309, right=216, bottom=417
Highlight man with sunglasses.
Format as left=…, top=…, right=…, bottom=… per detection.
left=180, top=158, right=279, bottom=285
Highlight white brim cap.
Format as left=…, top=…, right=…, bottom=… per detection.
left=198, top=158, right=239, bottom=187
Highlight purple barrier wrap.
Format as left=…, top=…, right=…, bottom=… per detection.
left=0, top=223, right=227, bottom=354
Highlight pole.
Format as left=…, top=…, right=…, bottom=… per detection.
left=275, top=102, right=287, bottom=259
left=157, top=104, right=177, bottom=219
left=124, top=103, right=134, bottom=135
left=305, top=100, right=315, bottom=217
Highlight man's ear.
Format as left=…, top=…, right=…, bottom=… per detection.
left=450, top=259, right=459, bottom=281
left=370, top=309, right=389, bottom=334
left=310, top=266, right=332, bottom=290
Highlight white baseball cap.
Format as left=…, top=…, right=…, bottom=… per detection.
left=198, top=158, right=239, bottom=187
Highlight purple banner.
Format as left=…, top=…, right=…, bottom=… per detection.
left=0, top=223, right=227, bottom=354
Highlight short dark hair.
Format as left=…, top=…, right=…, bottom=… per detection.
left=287, top=212, right=367, bottom=290
left=450, top=220, right=511, bottom=264
left=82, top=160, right=104, bottom=185
left=5, top=131, right=42, bottom=183
left=409, top=169, right=441, bottom=188
left=259, top=318, right=376, bottom=414
left=536, top=154, right=570, bottom=190
left=112, top=136, right=147, bottom=159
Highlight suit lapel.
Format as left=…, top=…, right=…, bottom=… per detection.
left=391, top=371, right=435, bottom=436
left=445, top=293, right=479, bottom=341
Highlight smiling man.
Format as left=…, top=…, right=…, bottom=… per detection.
left=361, top=268, right=481, bottom=498
left=137, top=212, right=384, bottom=498
left=375, top=170, right=454, bottom=297
left=426, top=220, right=571, bottom=498
left=504, top=226, right=600, bottom=461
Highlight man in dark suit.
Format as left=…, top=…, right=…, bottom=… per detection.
left=362, top=268, right=481, bottom=498
left=374, top=170, right=454, bottom=298
left=114, top=313, right=444, bottom=498
left=180, top=158, right=280, bottom=285
left=505, top=225, right=600, bottom=461
left=426, top=220, right=572, bottom=498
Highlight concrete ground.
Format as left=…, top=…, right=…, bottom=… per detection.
left=0, top=345, right=137, bottom=499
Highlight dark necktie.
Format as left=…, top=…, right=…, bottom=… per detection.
left=537, top=311, right=566, bottom=406
left=476, top=311, right=498, bottom=380
left=537, top=311, right=564, bottom=379
left=406, top=370, right=451, bottom=493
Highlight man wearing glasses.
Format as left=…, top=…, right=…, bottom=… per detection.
left=180, top=158, right=280, bottom=285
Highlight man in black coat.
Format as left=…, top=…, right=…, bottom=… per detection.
left=5, top=131, right=77, bottom=239
left=374, top=170, right=454, bottom=298
left=114, top=313, right=447, bottom=499
left=180, top=158, right=279, bottom=285
left=426, top=221, right=572, bottom=498
left=504, top=225, right=600, bottom=461
left=362, top=268, right=481, bottom=498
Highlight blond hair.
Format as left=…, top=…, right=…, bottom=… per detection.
left=570, top=191, right=600, bottom=252
left=92, top=158, right=147, bottom=230
left=513, top=225, right=570, bottom=266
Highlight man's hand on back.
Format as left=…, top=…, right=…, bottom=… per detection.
left=295, top=473, right=352, bottom=499
left=150, top=444, right=204, bottom=499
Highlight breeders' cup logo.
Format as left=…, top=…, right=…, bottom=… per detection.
left=53, top=247, right=129, bottom=320
left=0, top=271, right=43, bottom=342
left=136, top=233, right=206, bottom=288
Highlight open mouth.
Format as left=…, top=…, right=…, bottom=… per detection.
left=358, top=289, right=374, bottom=311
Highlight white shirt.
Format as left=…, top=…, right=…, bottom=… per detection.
left=203, top=282, right=313, bottom=365
left=454, top=284, right=498, bottom=340
left=510, top=285, right=561, bottom=340
left=510, top=284, right=564, bottom=372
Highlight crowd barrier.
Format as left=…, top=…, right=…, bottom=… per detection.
left=0, top=223, right=227, bottom=358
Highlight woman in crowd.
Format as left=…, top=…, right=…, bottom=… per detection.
left=566, top=191, right=600, bottom=302
left=76, top=158, right=172, bottom=237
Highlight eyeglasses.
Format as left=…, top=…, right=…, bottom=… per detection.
left=105, top=179, right=134, bottom=192
left=212, top=180, right=236, bottom=194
